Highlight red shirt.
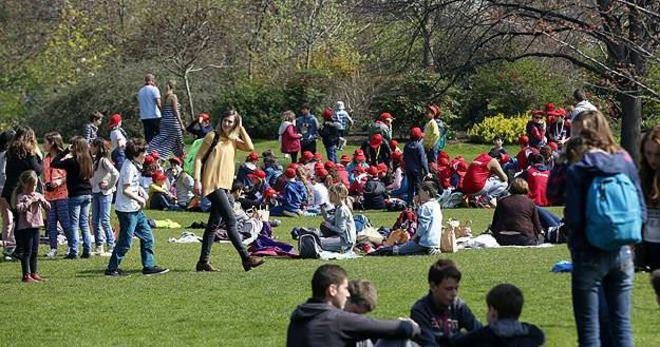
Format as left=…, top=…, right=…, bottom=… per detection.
left=462, top=153, right=492, bottom=194
left=43, top=155, right=69, bottom=201
left=526, top=165, right=550, bottom=206
left=336, top=166, right=350, bottom=188
left=516, top=146, right=538, bottom=171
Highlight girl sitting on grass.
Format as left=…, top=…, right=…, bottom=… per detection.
left=13, top=170, right=50, bottom=282
left=318, top=183, right=356, bottom=253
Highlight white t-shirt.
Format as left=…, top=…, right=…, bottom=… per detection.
left=110, top=128, right=127, bottom=152
left=311, top=182, right=333, bottom=210
left=115, top=160, right=145, bottom=212
left=570, top=100, right=598, bottom=121
left=138, top=85, right=162, bottom=120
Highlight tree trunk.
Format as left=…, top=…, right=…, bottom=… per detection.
left=422, top=13, right=434, bottom=69
left=618, top=92, right=642, bottom=163
left=184, top=70, right=195, bottom=122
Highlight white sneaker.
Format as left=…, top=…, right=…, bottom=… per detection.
left=95, top=245, right=104, bottom=255
left=46, top=249, right=57, bottom=258
left=100, top=247, right=113, bottom=257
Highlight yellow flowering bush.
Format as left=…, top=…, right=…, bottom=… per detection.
left=468, top=113, right=530, bottom=144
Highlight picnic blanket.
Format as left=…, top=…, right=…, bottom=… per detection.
left=249, top=234, right=298, bottom=258
left=456, top=234, right=554, bottom=249
left=319, top=250, right=361, bottom=260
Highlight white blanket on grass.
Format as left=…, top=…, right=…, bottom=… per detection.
left=456, top=234, right=554, bottom=250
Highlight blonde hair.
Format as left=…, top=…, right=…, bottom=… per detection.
left=328, top=183, right=350, bottom=209
left=11, top=170, right=38, bottom=208
left=641, top=125, right=660, bottom=206
left=572, top=111, right=619, bottom=153
left=509, top=178, right=529, bottom=195
left=282, top=110, right=296, bottom=122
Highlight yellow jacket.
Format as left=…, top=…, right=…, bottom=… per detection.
left=423, top=119, right=440, bottom=150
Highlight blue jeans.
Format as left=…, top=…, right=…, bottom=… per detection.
left=46, top=198, right=71, bottom=250
left=536, top=207, right=562, bottom=230
left=571, top=246, right=634, bottom=347
left=68, top=195, right=92, bottom=255
left=92, top=193, right=115, bottom=248
left=325, top=145, right=338, bottom=163
left=394, top=240, right=429, bottom=255
left=107, top=210, right=156, bottom=271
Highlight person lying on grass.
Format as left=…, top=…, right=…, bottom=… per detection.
left=410, top=258, right=481, bottom=346
left=452, top=283, right=545, bottom=347
left=286, top=264, right=420, bottom=347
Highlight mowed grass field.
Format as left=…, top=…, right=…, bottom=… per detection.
left=0, top=141, right=658, bottom=347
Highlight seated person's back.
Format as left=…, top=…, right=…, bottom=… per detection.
left=490, top=178, right=542, bottom=246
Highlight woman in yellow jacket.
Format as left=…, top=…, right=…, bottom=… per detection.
left=193, top=108, right=264, bottom=272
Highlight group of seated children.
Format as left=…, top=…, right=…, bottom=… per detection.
left=287, top=259, right=545, bottom=347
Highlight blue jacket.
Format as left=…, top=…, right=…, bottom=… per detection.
left=403, top=139, right=429, bottom=175
left=296, top=114, right=319, bottom=145
left=565, top=150, right=647, bottom=253
left=280, top=180, right=307, bottom=212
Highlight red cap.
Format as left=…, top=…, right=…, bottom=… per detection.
left=354, top=165, right=366, bottom=174
left=288, top=163, right=299, bottom=171
left=369, top=133, right=383, bottom=149
left=152, top=171, right=167, bottom=182
left=253, top=169, right=266, bottom=179
left=339, top=154, right=351, bottom=164
left=314, top=162, right=324, bottom=171
left=391, top=151, right=403, bottom=162
left=149, top=150, right=160, bottom=161
left=427, top=104, right=441, bottom=116
left=389, top=140, right=398, bottom=149
left=198, top=113, right=210, bottom=122
left=355, top=152, right=366, bottom=162
left=322, top=108, right=334, bottom=120
left=108, top=114, right=122, bottom=129
left=438, top=158, right=450, bottom=167
left=557, top=108, right=568, bottom=117
left=532, top=110, right=545, bottom=116
left=247, top=152, right=259, bottom=162
left=410, top=127, right=424, bottom=139
left=315, top=168, right=329, bottom=179
left=544, top=103, right=556, bottom=113
left=301, top=151, right=314, bottom=162
left=549, top=142, right=559, bottom=151
left=438, top=151, right=450, bottom=160
left=324, top=161, right=336, bottom=170
left=377, top=163, right=388, bottom=173
left=144, top=154, right=155, bottom=165
left=264, top=188, right=277, bottom=199
left=314, top=152, right=323, bottom=161
left=518, top=135, right=529, bottom=146
left=456, top=161, right=468, bottom=171
left=169, top=157, right=182, bottom=166
left=499, top=154, right=511, bottom=165
left=366, top=166, right=379, bottom=176
left=379, top=112, right=394, bottom=121
left=284, top=168, right=297, bottom=178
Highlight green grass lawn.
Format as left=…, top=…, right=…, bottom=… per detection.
left=1, top=142, right=658, bottom=346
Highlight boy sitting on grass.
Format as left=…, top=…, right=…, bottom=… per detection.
left=410, top=259, right=481, bottom=346
left=452, top=283, right=545, bottom=347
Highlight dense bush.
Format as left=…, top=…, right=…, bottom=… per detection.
left=461, top=59, right=573, bottom=126
left=369, top=72, right=460, bottom=138
left=467, top=113, right=529, bottom=144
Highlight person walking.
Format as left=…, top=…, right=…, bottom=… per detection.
left=137, top=73, right=162, bottom=143
left=149, top=79, right=185, bottom=159
left=193, top=108, right=264, bottom=272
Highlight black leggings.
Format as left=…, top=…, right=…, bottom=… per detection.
left=15, top=228, right=39, bottom=275
left=199, top=189, right=249, bottom=263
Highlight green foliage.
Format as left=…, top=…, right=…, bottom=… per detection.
left=215, top=71, right=328, bottom=139
left=468, top=113, right=529, bottom=144
left=462, top=59, right=572, bottom=126
left=370, top=72, right=460, bottom=137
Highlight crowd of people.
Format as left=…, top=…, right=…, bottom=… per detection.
left=0, top=72, right=658, bottom=346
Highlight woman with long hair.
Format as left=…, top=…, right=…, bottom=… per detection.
left=148, top=79, right=185, bottom=158
left=565, top=111, right=645, bottom=346
left=42, top=131, right=73, bottom=258
left=640, top=125, right=660, bottom=271
left=52, top=136, right=94, bottom=259
left=91, top=138, right=119, bottom=256
left=193, top=108, right=264, bottom=272
left=0, top=127, right=41, bottom=260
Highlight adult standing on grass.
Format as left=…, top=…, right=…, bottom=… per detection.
left=52, top=136, right=94, bottom=259
left=149, top=79, right=185, bottom=159
left=296, top=104, right=320, bottom=155
left=639, top=125, right=660, bottom=271
left=138, top=73, right=162, bottom=143
left=0, top=127, right=42, bottom=260
left=565, top=111, right=645, bottom=346
left=193, top=108, right=265, bottom=272
left=279, top=110, right=302, bottom=163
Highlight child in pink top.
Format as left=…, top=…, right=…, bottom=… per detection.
left=13, top=170, right=50, bottom=282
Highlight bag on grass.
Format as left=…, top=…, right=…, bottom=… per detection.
left=298, top=233, right=323, bottom=259
left=586, top=173, right=642, bottom=251
left=440, top=227, right=456, bottom=253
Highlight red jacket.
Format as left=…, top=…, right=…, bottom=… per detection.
left=462, top=153, right=493, bottom=194
left=281, top=124, right=301, bottom=153
left=526, top=165, right=550, bottom=206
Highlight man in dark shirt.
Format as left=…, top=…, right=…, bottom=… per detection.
left=410, top=259, right=481, bottom=346
left=287, top=264, right=420, bottom=347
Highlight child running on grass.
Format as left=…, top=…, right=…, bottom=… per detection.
left=13, top=170, right=50, bottom=282
left=105, top=139, right=169, bottom=277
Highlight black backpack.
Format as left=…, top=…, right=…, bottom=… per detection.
left=298, top=233, right=323, bottom=259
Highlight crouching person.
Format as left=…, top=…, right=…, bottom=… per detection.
left=453, top=283, right=545, bottom=346
left=287, top=264, right=420, bottom=347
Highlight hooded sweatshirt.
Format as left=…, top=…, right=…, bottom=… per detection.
left=286, top=299, right=419, bottom=347
left=410, top=293, right=481, bottom=347
left=565, top=149, right=647, bottom=253
left=452, top=319, right=545, bottom=347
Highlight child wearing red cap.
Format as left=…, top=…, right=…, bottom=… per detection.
left=148, top=171, right=181, bottom=211
left=363, top=166, right=388, bottom=210
left=319, top=107, right=342, bottom=163
left=346, top=149, right=369, bottom=183
left=307, top=168, right=334, bottom=214
left=270, top=168, right=308, bottom=217
left=109, top=113, right=128, bottom=170
left=403, top=127, right=429, bottom=205
left=526, top=107, right=548, bottom=149
left=168, top=157, right=194, bottom=209
left=360, top=133, right=392, bottom=169
left=423, top=104, right=445, bottom=163
left=386, top=151, right=407, bottom=197
left=237, top=151, right=259, bottom=189
left=186, top=112, right=213, bottom=140
left=370, top=112, right=394, bottom=141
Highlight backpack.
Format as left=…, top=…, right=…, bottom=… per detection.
left=585, top=173, right=642, bottom=251
left=298, top=233, right=323, bottom=259
left=353, top=214, right=371, bottom=234
left=183, top=131, right=220, bottom=176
